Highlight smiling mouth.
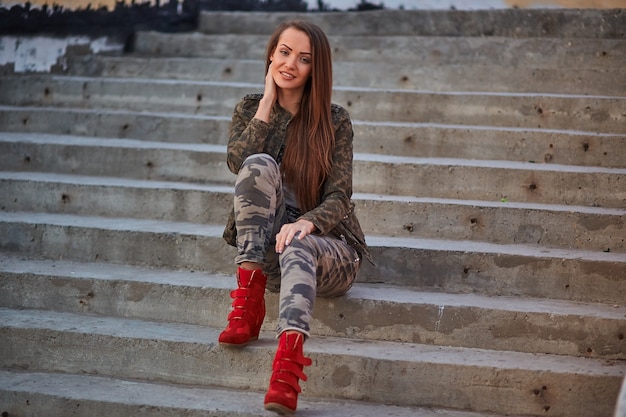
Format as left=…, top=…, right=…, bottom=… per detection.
left=280, top=71, right=296, bottom=80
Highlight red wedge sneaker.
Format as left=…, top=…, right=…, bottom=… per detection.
left=218, top=267, right=267, bottom=347
left=264, top=332, right=312, bottom=415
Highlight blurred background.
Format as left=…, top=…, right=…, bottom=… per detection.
left=2, top=0, right=625, bottom=11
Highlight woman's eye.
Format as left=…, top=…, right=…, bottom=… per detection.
left=300, top=57, right=311, bottom=64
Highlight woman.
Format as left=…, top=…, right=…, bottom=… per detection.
left=220, top=20, right=373, bottom=415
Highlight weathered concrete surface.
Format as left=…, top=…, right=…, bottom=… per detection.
left=133, top=32, right=626, bottom=68
left=0, top=211, right=236, bottom=273
left=351, top=122, right=626, bottom=168
left=0, top=370, right=526, bottom=417
left=1, top=254, right=624, bottom=358
left=66, top=54, right=626, bottom=96
left=1, top=308, right=624, bottom=417
left=2, top=133, right=624, bottom=207
left=1, top=171, right=624, bottom=252
left=2, top=106, right=624, bottom=168
left=360, top=234, right=626, bottom=304
left=0, top=106, right=232, bottom=145
left=1, top=213, right=624, bottom=304
left=0, top=134, right=233, bottom=184
left=0, top=172, right=234, bottom=223
left=352, top=155, right=626, bottom=208
left=198, top=9, right=626, bottom=38
left=1, top=7, right=625, bottom=417
left=2, top=76, right=624, bottom=133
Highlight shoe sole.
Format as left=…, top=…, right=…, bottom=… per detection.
left=264, top=402, right=295, bottom=415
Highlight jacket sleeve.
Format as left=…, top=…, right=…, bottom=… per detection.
left=226, top=97, right=271, bottom=174
left=300, top=106, right=354, bottom=235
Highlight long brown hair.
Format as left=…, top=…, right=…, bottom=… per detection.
left=265, top=20, right=335, bottom=212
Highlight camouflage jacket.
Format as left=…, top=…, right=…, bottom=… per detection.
left=223, top=93, right=374, bottom=265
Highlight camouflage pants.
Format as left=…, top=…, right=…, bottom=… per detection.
left=234, top=153, right=361, bottom=337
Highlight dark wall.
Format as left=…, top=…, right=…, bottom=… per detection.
left=0, top=0, right=387, bottom=36
left=0, top=0, right=197, bottom=36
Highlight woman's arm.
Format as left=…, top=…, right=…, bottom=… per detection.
left=226, top=97, right=271, bottom=174
left=227, top=64, right=280, bottom=174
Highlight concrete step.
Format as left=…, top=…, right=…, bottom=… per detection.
left=1, top=133, right=624, bottom=208
left=2, top=171, right=624, bottom=253
left=353, top=153, right=626, bottom=209
left=0, top=211, right=624, bottom=304
left=2, top=106, right=624, bottom=168
left=196, top=9, right=626, bottom=39
left=1, top=76, right=624, bottom=133
left=0, top=370, right=517, bottom=417
left=1, top=308, right=624, bottom=417
left=133, top=31, right=626, bottom=68
left=0, top=133, right=234, bottom=184
left=0, top=105, right=231, bottom=145
left=0, top=172, right=234, bottom=223
left=1, top=253, right=623, bottom=358
left=2, top=8, right=624, bottom=417
left=66, top=55, right=626, bottom=96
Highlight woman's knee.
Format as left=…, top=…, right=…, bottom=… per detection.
left=280, top=237, right=316, bottom=263
left=236, top=153, right=281, bottom=194
left=240, top=153, right=279, bottom=175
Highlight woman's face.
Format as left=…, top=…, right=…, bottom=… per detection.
left=270, top=27, right=312, bottom=95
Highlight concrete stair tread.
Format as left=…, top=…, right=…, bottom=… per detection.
left=0, top=170, right=235, bottom=192
left=2, top=132, right=624, bottom=176
left=9, top=74, right=624, bottom=100
left=2, top=307, right=624, bottom=377
left=5, top=132, right=625, bottom=209
left=3, top=74, right=623, bottom=102
left=1, top=252, right=623, bottom=321
left=3, top=306, right=624, bottom=417
left=360, top=119, right=625, bottom=137
left=358, top=191, right=626, bottom=215
left=4, top=105, right=624, bottom=138
left=77, top=53, right=626, bottom=70
left=0, top=103, right=232, bottom=121
left=0, top=131, right=226, bottom=152
left=3, top=106, right=624, bottom=169
left=139, top=31, right=626, bottom=45
left=66, top=55, right=626, bottom=96
left=1, top=210, right=623, bottom=263
left=3, top=208, right=623, bottom=304
left=2, top=252, right=624, bottom=358
left=196, top=9, right=626, bottom=39
left=2, top=132, right=624, bottom=206
left=366, top=234, right=624, bottom=263
left=355, top=152, right=626, bottom=175
left=3, top=171, right=624, bottom=253
left=0, top=370, right=516, bottom=417
left=3, top=170, right=626, bottom=216
left=2, top=76, right=624, bottom=131
left=134, top=30, right=626, bottom=66
left=0, top=210, right=224, bottom=236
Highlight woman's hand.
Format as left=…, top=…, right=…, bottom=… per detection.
left=254, top=63, right=277, bottom=123
left=275, top=219, right=316, bottom=254
left=263, top=62, right=278, bottom=104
